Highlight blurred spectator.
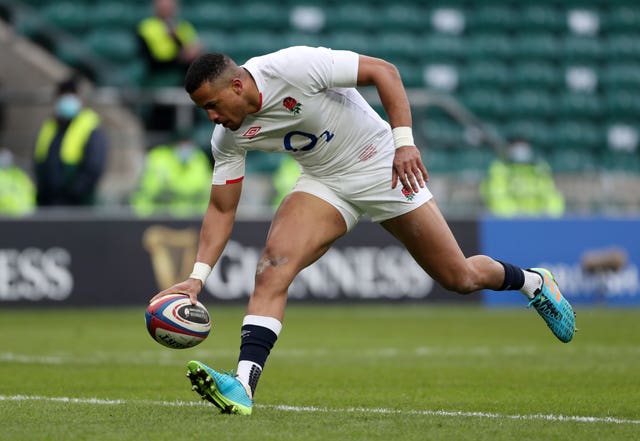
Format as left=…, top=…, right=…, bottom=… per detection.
left=137, top=0, right=202, bottom=87
left=0, top=148, right=36, bottom=216
left=131, top=132, right=212, bottom=217
left=34, top=76, right=108, bottom=207
left=481, top=139, right=565, bottom=217
left=272, top=155, right=300, bottom=210
left=137, top=0, right=203, bottom=131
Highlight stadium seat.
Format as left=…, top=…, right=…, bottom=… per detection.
left=461, top=89, right=510, bottom=119
left=324, top=4, right=379, bottom=32
left=511, top=62, right=562, bottom=91
left=227, top=31, right=287, bottom=63
left=601, top=150, right=640, bottom=172
left=460, top=61, right=510, bottom=91
left=181, top=3, right=236, bottom=30
left=325, top=32, right=373, bottom=55
left=509, top=89, right=555, bottom=118
left=566, top=8, right=601, bottom=36
left=518, top=4, right=565, bottom=33
left=456, top=148, right=496, bottom=173
left=605, top=91, right=640, bottom=118
left=549, top=148, right=598, bottom=173
left=284, top=32, right=323, bottom=49
left=428, top=6, right=466, bottom=35
left=86, top=2, right=145, bottom=29
left=53, top=38, right=89, bottom=69
left=118, top=60, right=146, bottom=87
left=605, top=35, right=640, bottom=61
left=380, top=4, right=427, bottom=32
left=466, top=34, right=514, bottom=61
left=85, top=29, right=138, bottom=63
left=465, top=4, right=517, bottom=33
left=233, top=2, right=290, bottom=31
left=41, top=2, right=89, bottom=33
left=558, top=92, right=604, bottom=119
left=564, top=65, right=598, bottom=93
left=603, top=6, right=640, bottom=33
left=394, top=62, right=424, bottom=88
left=551, top=120, right=605, bottom=151
left=193, top=123, right=215, bottom=149
left=420, top=118, right=465, bottom=148
left=562, top=36, right=604, bottom=64
left=375, top=32, right=422, bottom=61
left=198, top=31, right=233, bottom=54
left=13, top=9, right=47, bottom=40
left=423, top=147, right=453, bottom=173
left=512, top=33, right=560, bottom=62
left=245, top=150, right=282, bottom=174
left=424, top=63, right=460, bottom=91
left=601, top=63, right=640, bottom=91
left=503, top=119, right=554, bottom=151
left=419, top=34, right=466, bottom=63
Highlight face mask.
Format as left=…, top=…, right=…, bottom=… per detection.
left=508, top=143, right=533, bottom=163
left=0, top=150, right=13, bottom=168
left=176, top=143, right=195, bottom=163
left=55, top=94, right=82, bottom=119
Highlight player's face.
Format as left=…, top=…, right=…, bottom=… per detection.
left=190, top=79, right=247, bottom=131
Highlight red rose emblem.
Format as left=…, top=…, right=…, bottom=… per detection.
left=282, top=97, right=302, bottom=115
left=283, top=97, right=297, bottom=110
left=401, top=187, right=415, bottom=200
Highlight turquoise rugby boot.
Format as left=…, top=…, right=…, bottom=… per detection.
left=527, top=268, right=576, bottom=343
left=186, top=360, right=253, bottom=415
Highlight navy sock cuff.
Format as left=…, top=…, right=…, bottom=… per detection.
left=239, top=324, right=278, bottom=367
left=497, top=260, right=525, bottom=291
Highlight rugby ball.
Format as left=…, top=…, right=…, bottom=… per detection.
left=145, top=294, right=211, bottom=349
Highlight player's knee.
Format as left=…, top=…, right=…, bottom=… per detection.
left=254, top=248, right=295, bottom=294
left=437, top=267, right=478, bottom=295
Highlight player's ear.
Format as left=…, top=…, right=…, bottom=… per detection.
left=230, top=77, right=243, bottom=94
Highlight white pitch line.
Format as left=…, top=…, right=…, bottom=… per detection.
left=3, top=345, right=639, bottom=367
left=1, top=395, right=638, bottom=426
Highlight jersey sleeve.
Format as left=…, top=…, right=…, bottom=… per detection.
left=259, top=46, right=359, bottom=93
left=210, top=127, right=246, bottom=185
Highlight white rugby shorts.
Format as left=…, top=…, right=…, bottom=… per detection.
left=291, top=139, right=433, bottom=231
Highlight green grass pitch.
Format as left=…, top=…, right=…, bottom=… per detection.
left=1, top=304, right=639, bottom=440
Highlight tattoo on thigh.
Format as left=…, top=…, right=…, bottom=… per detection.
left=256, top=255, right=289, bottom=276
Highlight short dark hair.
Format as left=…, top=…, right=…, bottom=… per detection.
left=184, top=53, right=235, bottom=94
left=56, top=75, right=79, bottom=95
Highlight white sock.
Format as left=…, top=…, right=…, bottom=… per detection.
left=236, top=315, right=282, bottom=398
left=236, top=360, right=259, bottom=398
left=520, top=270, right=543, bottom=299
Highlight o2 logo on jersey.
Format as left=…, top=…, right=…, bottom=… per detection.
left=283, top=130, right=334, bottom=152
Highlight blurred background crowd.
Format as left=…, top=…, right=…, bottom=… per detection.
left=0, top=0, right=638, bottom=219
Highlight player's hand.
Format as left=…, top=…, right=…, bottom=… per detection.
left=391, top=145, right=429, bottom=193
left=149, top=278, right=203, bottom=305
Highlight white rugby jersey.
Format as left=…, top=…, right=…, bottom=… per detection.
left=210, top=46, right=392, bottom=184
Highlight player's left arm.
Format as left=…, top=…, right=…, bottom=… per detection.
left=356, top=55, right=428, bottom=192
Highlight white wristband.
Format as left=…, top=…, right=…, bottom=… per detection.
left=189, top=262, right=212, bottom=285
left=392, top=126, right=415, bottom=150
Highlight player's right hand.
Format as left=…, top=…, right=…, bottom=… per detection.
left=149, top=278, right=203, bottom=305
left=391, top=145, right=429, bottom=193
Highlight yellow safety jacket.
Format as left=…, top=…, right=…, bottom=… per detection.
left=272, top=155, right=300, bottom=209
left=137, top=16, right=198, bottom=63
left=131, top=145, right=212, bottom=217
left=481, top=159, right=565, bottom=217
left=35, top=109, right=100, bottom=166
left=0, top=166, right=36, bottom=216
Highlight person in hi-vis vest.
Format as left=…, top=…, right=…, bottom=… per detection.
left=137, top=0, right=203, bottom=87
left=481, top=139, right=565, bottom=218
left=131, top=132, right=212, bottom=217
left=0, top=148, right=35, bottom=216
left=34, top=77, right=108, bottom=206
